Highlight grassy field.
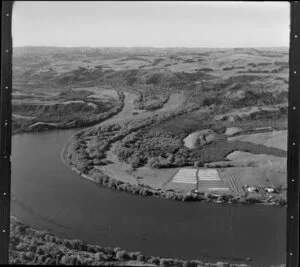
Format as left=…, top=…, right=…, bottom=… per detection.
left=228, top=130, right=287, bottom=151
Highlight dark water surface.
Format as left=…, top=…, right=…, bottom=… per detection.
left=11, top=130, right=286, bottom=267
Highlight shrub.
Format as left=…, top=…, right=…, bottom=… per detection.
left=39, top=254, right=49, bottom=263
left=148, top=256, right=160, bottom=265
left=278, top=198, right=287, bottom=207
left=27, top=244, right=37, bottom=253
left=160, top=258, right=170, bottom=266
left=95, top=252, right=105, bottom=261
left=19, top=252, right=27, bottom=261
left=86, top=245, right=97, bottom=253
left=60, top=255, right=69, bottom=265
left=61, top=255, right=78, bottom=265
left=62, top=239, right=73, bottom=249
left=75, top=257, right=83, bottom=265
left=44, top=234, right=53, bottom=242
left=15, top=225, right=28, bottom=234
left=182, top=260, right=199, bottom=267
left=218, top=194, right=234, bottom=203
left=44, top=257, right=55, bottom=265
left=245, top=196, right=263, bottom=204
left=15, top=243, right=28, bottom=251
left=136, top=254, right=145, bottom=262
left=69, top=239, right=83, bottom=250
left=25, top=251, right=35, bottom=260
left=36, top=247, right=45, bottom=255
left=116, top=250, right=129, bottom=260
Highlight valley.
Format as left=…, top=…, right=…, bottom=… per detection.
left=11, top=46, right=289, bottom=267
left=16, top=47, right=286, bottom=205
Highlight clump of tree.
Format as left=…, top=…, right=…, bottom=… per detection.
left=10, top=217, right=254, bottom=266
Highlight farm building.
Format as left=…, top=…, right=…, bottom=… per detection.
left=265, top=187, right=275, bottom=193
left=244, top=185, right=258, bottom=192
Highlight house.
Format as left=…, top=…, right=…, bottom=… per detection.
left=265, top=187, right=275, bottom=193
left=244, top=185, right=258, bottom=192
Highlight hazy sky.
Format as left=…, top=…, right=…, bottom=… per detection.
left=12, top=1, right=290, bottom=48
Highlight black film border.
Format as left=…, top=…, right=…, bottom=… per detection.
left=0, top=1, right=13, bottom=264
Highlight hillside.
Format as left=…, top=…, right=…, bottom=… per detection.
left=13, top=47, right=288, bottom=134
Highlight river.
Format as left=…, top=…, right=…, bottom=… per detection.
left=10, top=93, right=286, bottom=267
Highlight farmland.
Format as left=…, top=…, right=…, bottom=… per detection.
left=13, top=46, right=288, bottom=205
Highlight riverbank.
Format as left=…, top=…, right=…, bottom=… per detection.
left=11, top=128, right=287, bottom=267
left=61, top=139, right=286, bottom=207
left=10, top=216, right=256, bottom=267
left=60, top=93, right=286, bottom=206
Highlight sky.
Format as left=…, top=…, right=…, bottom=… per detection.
left=12, top=1, right=290, bottom=48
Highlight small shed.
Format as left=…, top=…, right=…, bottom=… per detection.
left=265, top=187, right=275, bottom=193
left=247, top=186, right=258, bottom=192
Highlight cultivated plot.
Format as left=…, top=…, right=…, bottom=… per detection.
left=197, top=169, right=230, bottom=191
left=197, top=169, right=220, bottom=180
left=172, top=168, right=197, bottom=184
left=172, top=168, right=231, bottom=192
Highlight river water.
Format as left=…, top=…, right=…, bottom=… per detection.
left=10, top=93, right=286, bottom=267
left=11, top=129, right=286, bottom=267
